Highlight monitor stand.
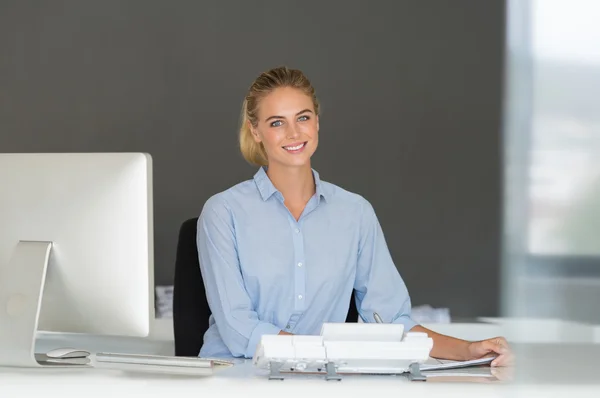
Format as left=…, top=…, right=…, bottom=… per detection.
left=0, top=241, right=86, bottom=367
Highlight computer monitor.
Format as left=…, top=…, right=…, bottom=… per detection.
left=0, top=153, right=154, bottom=367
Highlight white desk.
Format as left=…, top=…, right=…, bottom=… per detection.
left=477, top=317, right=596, bottom=344
left=0, top=362, right=512, bottom=398
left=3, top=344, right=600, bottom=398
left=3, top=318, right=599, bottom=397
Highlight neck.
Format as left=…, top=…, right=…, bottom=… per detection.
left=266, top=163, right=315, bottom=204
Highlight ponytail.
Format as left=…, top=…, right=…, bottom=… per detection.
left=239, top=99, right=268, bottom=166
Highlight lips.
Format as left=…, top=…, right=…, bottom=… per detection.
left=282, top=142, right=307, bottom=153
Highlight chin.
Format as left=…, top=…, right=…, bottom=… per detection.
left=280, top=158, right=311, bottom=169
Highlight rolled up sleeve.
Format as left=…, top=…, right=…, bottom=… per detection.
left=353, top=200, right=418, bottom=332
left=197, top=196, right=282, bottom=358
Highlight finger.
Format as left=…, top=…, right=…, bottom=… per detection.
left=492, top=337, right=509, bottom=349
left=492, top=355, right=509, bottom=367
left=491, top=352, right=515, bottom=367
left=485, top=337, right=508, bottom=349
left=482, top=340, right=508, bottom=355
left=491, top=355, right=502, bottom=367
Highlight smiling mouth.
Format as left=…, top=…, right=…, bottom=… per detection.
left=282, top=142, right=307, bottom=153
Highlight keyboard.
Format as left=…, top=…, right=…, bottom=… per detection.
left=94, top=352, right=233, bottom=375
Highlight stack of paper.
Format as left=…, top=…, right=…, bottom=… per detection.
left=411, top=305, right=451, bottom=324
left=155, top=285, right=173, bottom=318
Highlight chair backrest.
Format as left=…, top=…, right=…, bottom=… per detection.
left=172, top=217, right=358, bottom=357
left=172, top=217, right=210, bottom=356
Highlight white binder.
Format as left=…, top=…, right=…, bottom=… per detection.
left=253, top=323, right=433, bottom=380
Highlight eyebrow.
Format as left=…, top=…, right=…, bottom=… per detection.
left=265, top=109, right=313, bottom=122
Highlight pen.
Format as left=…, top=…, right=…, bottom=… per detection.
left=373, top=312, right=384, bottom=323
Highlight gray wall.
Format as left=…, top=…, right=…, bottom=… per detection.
left=0, top=0, right=505, bottom=318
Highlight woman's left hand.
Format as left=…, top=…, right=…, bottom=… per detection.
left=466, top=336, right=514, bottom=367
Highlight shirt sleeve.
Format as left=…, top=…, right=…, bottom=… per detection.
left=353, top=199, right=419, bottom=332
left=197, top=196, right=282, bottom=358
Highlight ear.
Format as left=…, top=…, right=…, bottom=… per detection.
left=316, top=115, right=320, bottom=131
left=249, top=121, right=261, bottom=143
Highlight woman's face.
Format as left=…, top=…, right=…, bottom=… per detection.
left=250, top=86, right=319, bottom=169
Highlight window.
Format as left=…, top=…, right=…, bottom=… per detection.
left=503, top=0, right=600, bottom=323
left=528, top=0, right=600, bottom=256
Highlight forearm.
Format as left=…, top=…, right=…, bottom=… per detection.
left=410, top=325, right=471, bottom=361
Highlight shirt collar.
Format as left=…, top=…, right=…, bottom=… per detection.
left=253, top=166, right=328, bottom=203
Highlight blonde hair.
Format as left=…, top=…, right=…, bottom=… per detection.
left=239, top=66, right=320, bottom=166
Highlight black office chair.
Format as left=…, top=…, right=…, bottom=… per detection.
left=172, top=217, right=210, bottom=356
left=172, top=217, right=359, bottom=357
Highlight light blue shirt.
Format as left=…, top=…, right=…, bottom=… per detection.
left=197, top=167, right=418, bottom=358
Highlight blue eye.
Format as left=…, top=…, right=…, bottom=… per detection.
left=298, top=115, right=309, bottom=122
left=270, top=120, right=283, bottom=127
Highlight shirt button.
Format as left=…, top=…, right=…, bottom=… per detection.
left=286, top=325, right=291, bottom=329
left=295, top=228, right=300, bottom=233
left=297, top=262, right=302, bottom=267
left=298, top=295, right=303, bottom=300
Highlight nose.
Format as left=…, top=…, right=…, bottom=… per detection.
left=287, top=124, right=300, bottom=139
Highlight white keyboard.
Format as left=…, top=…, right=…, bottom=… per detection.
left=94, top=353, right=232, bottom=376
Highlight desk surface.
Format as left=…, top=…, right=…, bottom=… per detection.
left=2, top=343, right=600, bottom=398
left=3, top=320, right=600, bottom=397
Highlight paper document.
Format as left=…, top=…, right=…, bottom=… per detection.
left=420, top=356, right=495, bottom=371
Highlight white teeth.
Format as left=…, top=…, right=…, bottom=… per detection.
left=284, top=143, right=305, bottom=151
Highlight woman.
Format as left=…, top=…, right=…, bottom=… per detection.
left=197, top=66, right=512, bottom=366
